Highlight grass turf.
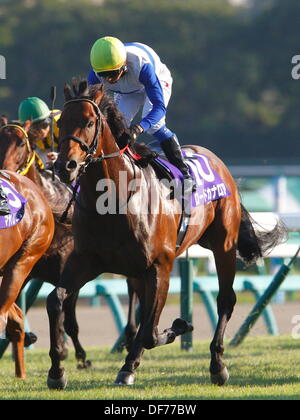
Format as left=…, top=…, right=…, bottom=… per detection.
left=0, top=335, right=300, bottom=400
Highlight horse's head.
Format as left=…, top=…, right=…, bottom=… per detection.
left=55, top=81, right=105, bottom=184
left=0, top=118, right=32, bottom=172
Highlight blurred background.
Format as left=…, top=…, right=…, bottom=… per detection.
left=0, top=0, right=299, bottom=211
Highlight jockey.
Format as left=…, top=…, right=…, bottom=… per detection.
left=18, top=97, right=61, bottom=164
left=0, top=98, right=61, bottom=216
left=87, top=36, right=196, bottom=193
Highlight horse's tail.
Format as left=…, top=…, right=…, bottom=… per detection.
left=237, top=204, right=287, bottom=266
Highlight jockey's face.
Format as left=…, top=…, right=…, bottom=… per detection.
left=106, top=70, right=126, bottom=84
left=97, top=65, right=126, bottom=84
left=29, top=120, right=50, bottom=140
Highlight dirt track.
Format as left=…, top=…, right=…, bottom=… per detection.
left=25, top=301, right=300, bottom=350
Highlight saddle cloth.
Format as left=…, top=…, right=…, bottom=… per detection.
left=0, top=176, right=27, bottom=229
left=154, top=151, right=231, bottom=207
left=154, top=151, right=231, bottom=249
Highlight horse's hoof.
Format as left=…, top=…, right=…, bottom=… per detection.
left=24, top=332, right=38, bottom=347
left=47, top=372, right=68, bottom=390
left=114, top=371, right=135, bottom=385
left=77, top=360, right=92, bottom=370
left=171, top=318, right=194, bottom=336
left=210, top=367, right=230, bottom=386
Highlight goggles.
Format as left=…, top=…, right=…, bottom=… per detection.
left=97, top=65, right=127, bottom=80
left=31, top=117, right=51, bottom=130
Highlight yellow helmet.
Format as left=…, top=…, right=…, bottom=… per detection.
left=90, top=36, right=126, bottom=73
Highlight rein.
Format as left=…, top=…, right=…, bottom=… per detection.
left=19, top=151, right=44, bottom=176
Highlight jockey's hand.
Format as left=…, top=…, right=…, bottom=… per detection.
left=46, top=152, right=58, bottom=162
left=129, top=124, right=143, bottom=143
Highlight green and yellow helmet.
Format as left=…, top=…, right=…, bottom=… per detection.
left=18, top=97, right=50, bottom=123
left=90, top=36, right=126, bottom=73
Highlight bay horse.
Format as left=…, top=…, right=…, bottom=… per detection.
left=0, top=170, right=54, bottom=378
left=47, top=80, right=285, bottom=389
left=0, top=118, right=91, bottom=369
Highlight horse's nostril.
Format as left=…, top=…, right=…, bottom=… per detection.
left=65, top=160, right=78, bottom=171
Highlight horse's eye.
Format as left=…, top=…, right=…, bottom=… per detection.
left=87, top=121, right=94, bottom=128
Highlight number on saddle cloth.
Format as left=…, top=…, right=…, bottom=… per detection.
left=0, top=177, right=27, bottom=229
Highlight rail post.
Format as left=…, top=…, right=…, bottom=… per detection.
left=229, top=246, right=300, bottom=347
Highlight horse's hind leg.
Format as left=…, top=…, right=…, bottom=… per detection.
left=199, top=208, right=239, bottom=386
left=7, top=303, right=25, bottom=378
left=210, top=246, right=236, bottom=386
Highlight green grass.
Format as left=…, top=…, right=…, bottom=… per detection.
left=1, top=336, right=300, bottom=400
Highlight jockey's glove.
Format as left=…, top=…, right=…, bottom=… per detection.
left=129, top=124, right=143, bottom=143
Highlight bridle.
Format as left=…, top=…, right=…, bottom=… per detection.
left=58, top=97, right=130, bottom=223
left=60, top=98, right=129, bottom=170
left=0, top=124, right=44, bottom=175
left=60, top=98, right=102, bottom=157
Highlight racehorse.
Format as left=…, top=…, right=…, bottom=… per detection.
left=0, top=170, right=54, bottom=378
left=47, top=80, right=285, bottom=389
left=0, top=118, right=91, bottom=369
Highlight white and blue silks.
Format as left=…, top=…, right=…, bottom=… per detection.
left=87, top=42, right=175, bottom=142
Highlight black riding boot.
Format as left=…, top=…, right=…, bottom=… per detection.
left=160, top=135, right=196, bottom=194
left=0, top=184, right=10, bottom=215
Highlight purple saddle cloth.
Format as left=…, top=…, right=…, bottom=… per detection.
left=0, top=177, right=27, bottom=229
left=156, top=151, right=231, bottom=208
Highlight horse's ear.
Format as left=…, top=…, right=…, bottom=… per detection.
left=0, top=115, right=8, bottom=127
left=78, top=80, right=88, bottom=97
left=23, top=120, right=32, bottom=133
left=93, top=85, right=104, bottom=105
left=71, top=77, right=79, bottom=97
left=64, top=83, right=73, bottom=101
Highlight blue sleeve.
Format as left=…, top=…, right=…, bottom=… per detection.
left=87, top=68, right=100, bottom=85
left=138, top=63, right=166, bottom=132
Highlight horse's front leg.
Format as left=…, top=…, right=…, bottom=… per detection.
left=47, top=251, right=101, bottom=390
left=115, top=264, right=193, bottom=385
left=63, top=291, right=91, bottom=369
left=0, top=251, right=44, bottom=379
left=124, top=278, right=139, bottom=352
